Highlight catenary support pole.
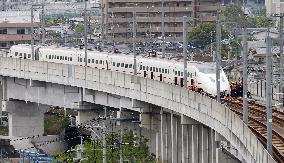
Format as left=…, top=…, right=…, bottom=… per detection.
left=31, top=5, right=35, bottom=60
left=266, top=27, right=273, bottom=155
left=242, top=25, right=248, bottom=125
left=41, top=4, right=45, bottom=45
left=133, top=11, right=137, bottom=75
left=183, top=16, right=189, bottom=87
left=216, top=7, right=221, bottom=102
left=84, top=0, right=88, bottom=67
left=279, top=15, right=284, bottom=108
left=161, top=0, right=165, bottom=58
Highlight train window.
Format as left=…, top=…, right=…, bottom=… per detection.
left=57, top=56, right=59, bottom=60
left=49, top=55, right=51, bottom=59
left=96, top=60, right=98, bottom=64
left=194, top=72, right=196, bottom=76
left=92, top=59, right=95, bottom=63
left=113, top=62, right=115, bottom=66
left=162, top=69, right=164, bottom=73
left=181, top=72, right=183, bottom=76
left=178, top=71, right=181, bottom=76
left=70, top=57, right=72, bottom=61
left=125, top=64, right=128, bottom=68
left=80, top=58, right=82, bottom=62
left=19, top=53, right=22, bottom=57
left=99, top=60, right=102, bottom=64
left=88, top=59, right=91, bottom=63
left=159, top=68, right=161, bottom=73
left=143, top=66, right=145, bottom=70
left=129, top=64, right=132, bottom=68
left=140, top=65, right=142, bottom=70
left=28, top=54, right=31, bottom=58
left=146, top=66, right=149, bottom=71
left=117, top=63, right=120, bottom=67
left=121, top=63, right=124, bottom=67
left=165, top=69, right=167, bottom=74
left=150, top=67, right=152, bottom=71
left=15, top=52, right=18, bottom=56
left=24, top=53, right=26, bottom=58
left=156, top=67, right=158, bottom=72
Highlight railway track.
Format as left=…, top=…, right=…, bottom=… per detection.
left=227, top=99, right=284, bottom=163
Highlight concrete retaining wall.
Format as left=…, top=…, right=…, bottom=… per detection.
left=0, top=57, right=276, bottom=163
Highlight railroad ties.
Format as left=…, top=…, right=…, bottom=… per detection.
left=227, top=99, right=284, bottom=163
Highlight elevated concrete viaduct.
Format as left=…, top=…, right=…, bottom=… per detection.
left=0, top=57, right=276, bottom=163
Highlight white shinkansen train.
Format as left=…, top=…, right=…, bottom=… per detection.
left=8, top=44, right=230, bottom=96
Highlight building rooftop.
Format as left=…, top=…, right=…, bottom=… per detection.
left=0, top=23, right=40, bottom=28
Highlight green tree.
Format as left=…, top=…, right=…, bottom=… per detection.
left=54, top=130, right=157, bottom=163
left=222, top=3, right=272, bottom=28
left=75, top=23, right=84, bottom=33
left=188, top=22, right=229, bottom=48
left=222, top=3, right=246, bottom=28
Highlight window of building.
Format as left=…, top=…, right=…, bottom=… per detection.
left=17, top=29, right=25, bottom=34
left=0, top=29, right=7, bottom=34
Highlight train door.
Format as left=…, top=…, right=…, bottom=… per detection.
left=151, top=72, right=154, bottom=79
left=174, top=77, right=178, bottom=85
left=180, top=78, right=184, bottom=87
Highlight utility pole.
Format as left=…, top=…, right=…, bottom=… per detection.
left=211, top=31, right=214, bottom=62
left=242, top=22, right=248, bottom=125
left=31, top=5, right=35, bottom=60
left=183, top=16, right=189, bottom=87
left=161, top=0, right=165, bottom=58
left=102, top=107, right=107, bottom=163
left=133, top=11, right=137, bottom=75
left=41, top=3, right=45, bottom=45
left=74, top=136, right=87, bottom=162
left=266, top=26, right=273, bottom=155
left=119, top=129, right=123, bottom=163
left=216, top=6, right=221, bottom=102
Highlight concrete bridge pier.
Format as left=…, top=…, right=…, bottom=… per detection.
left=2, top=100, right=49, bottom=137
left=74, top=102, right=101, bottom=126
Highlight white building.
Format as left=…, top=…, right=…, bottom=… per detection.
left=265, top=0, right=282, bottom=16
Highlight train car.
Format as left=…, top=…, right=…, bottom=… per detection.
left=9, top=44, right=32, bottom=59
left=8, top=44, right=230, bottom=96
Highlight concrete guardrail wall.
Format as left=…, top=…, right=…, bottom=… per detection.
left=0, top=57, right=276, bottom=163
